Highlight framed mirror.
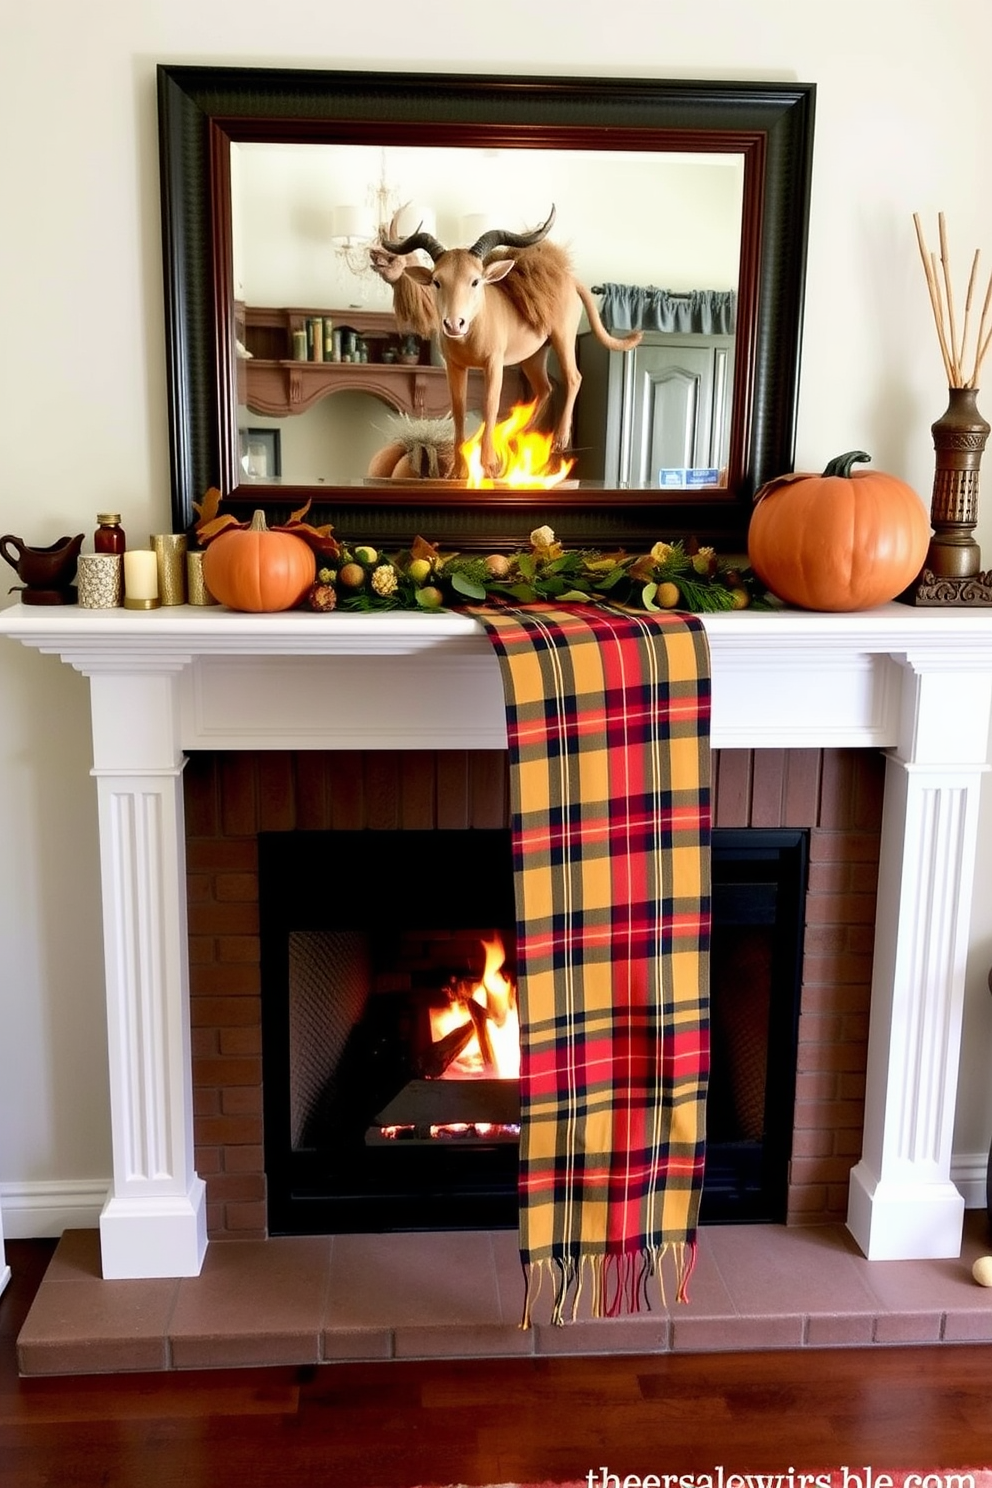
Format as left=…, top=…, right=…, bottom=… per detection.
left=158, top=65, right=814, bottom=551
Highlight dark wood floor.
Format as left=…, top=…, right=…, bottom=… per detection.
left=3, top=1240, right=992, bottom=1487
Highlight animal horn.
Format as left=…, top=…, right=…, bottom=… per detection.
left=468, top=205, right=556, bottom=261
left=379, top=223, right=447, bottom=262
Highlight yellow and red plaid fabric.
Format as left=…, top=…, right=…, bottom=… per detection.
left=476, top=603, right=711, bottom=1325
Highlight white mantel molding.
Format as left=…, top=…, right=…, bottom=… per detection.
left=4, top=599, right=992, bottom=1277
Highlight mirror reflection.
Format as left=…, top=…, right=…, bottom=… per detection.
left=230, top=142, right=743, bottom=492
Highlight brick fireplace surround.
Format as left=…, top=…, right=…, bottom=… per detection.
left=186, top=745, right=883, bottom=1238
left=4, top=600, right=992, bottom=1370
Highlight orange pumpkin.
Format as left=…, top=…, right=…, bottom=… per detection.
left=202, top=509, right=316, bottom=612
left=748, top=451, right=931, bottom=611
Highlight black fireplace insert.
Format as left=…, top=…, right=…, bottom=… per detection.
left=259, top=826, right=806, bottom=1234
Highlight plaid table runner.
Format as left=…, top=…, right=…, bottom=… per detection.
left=475, top=603, right=711, bottom=1326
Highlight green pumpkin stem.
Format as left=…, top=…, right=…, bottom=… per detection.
left=822, top=451, right=872, bottom=478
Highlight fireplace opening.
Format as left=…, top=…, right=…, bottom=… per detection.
left=258, top=826, right=807, bottom=1235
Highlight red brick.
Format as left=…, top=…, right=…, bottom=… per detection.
left=796, top=1012, right=845, bottom=1045
left=805, top=892, right=878, bottom=925
left=187, top=936, right=216, bottom=965
left=222, top=1144, right=265, bottom=1174
left=185, top=839, right=259, bottom=872
left=196, top=1146, right=223, bottom=1175
left=195, top=1115, right=264, bottom=1146
left=788, top=1154, right=858, bottom=1187
left=785, top=1182, right=829, bottom=1214
left=193, top=1056, right=262, bottom=1089
left=216, top=935, right=260, bottom=964
left=221, top=1086, right=263, bottom=1117
left=258, top=752, right=296, bottom=832
left=188, top=902, right=259, bottom=936
left=808, top=830, right=881, bottom=864
left=214, top=873, right=259, bottom=903
left=792, top=1099, right=866, bottom=1131
left=837, top=1070, right=868, bottom=1101
left=794, top=1070, right=839, bottom=1103
left=189, top=963, right=261, bottom=997
left=797, top=1040, right=867, bottom=1075
left=789, top=1128, right=836, bottom=1159
left=206, top=1173, right=266, bottom=1204
left=801, top=952, right=875, bottom=987
left=193, top=1088, right=221, bottom=1116
left=224, top=1200, right=268, bottom=1233
left=190, top=996, right=261, bottom=1027
left=218, top=1026, right=262, bottom=1056
left=190, top=1027, right=220, bottom=1058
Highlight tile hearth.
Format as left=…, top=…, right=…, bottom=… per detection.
left=16, top=1212, right=992, bottom=1376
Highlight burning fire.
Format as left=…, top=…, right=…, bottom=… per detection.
left=462, top=402, right=575, bottom=490
left=429, top=933, right=520, bottom=1080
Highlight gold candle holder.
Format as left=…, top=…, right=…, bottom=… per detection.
left=152, top=533, right=188, bottom=605
left=186, top=548, right=218, bottom=606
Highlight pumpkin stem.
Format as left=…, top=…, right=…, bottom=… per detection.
left=249, top=509, right=270, bottom=532
left=822, top=451, right=871, bottom=479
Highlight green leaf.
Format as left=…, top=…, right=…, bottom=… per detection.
left=450, top=571, right=487, bottom=600
left=517, top=552, right=537, bottom=581
left=505, top=583, right=538, bottom=603
left=593, top=565, right=626, bottom=591
left=559, top=589, right=593, bottom=602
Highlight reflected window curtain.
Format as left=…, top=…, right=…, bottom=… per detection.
left=595, top=284, right=737, bottom=335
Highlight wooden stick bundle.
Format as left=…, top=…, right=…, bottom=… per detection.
left=914, top=212, right=992, bottom=388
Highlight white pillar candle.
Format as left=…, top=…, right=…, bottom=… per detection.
left=123, top=549, right=160, bottom=608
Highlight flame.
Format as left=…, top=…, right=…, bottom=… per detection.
left=462, top=402, right=575, bottom=489
left=429, top=933, right=520, bottom=1079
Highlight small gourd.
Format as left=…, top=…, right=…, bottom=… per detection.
left=202, top=509, right=316, bottom=612
left=748, top=451, right=931, bottom=612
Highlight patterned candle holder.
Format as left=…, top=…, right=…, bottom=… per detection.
left=152, top=533, right=188, bottom=605
left=76, top=552, right=123, bottom=608
left=186, top=548, right=219, bottom=606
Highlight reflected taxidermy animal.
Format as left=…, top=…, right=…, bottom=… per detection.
left=369, top=206, right=641, bottom=479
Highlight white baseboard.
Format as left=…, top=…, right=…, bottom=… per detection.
left=0, top=1161, right=988, bottom=1242
left=0, top=1179, right=108, bottom=1238
left=951, top=1150, right=989, bottom=1212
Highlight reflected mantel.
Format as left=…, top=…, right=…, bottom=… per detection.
left=2, top=600, right=992, bottom=1277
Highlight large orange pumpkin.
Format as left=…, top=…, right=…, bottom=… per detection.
left=748, top=451, right=931, bottom=611
left=202, top=509, right=316, bottom=612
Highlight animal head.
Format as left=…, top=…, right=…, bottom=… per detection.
left=380, top=207, right=556, bottom=341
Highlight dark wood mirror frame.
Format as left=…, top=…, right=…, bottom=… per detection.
left=157, top=64, right=814, bottom=551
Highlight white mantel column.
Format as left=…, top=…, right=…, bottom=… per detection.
left=847, top=650, right=992, bottom=1259
left=0, top=1199, right=9, bottom=1295
left=77, top=659, right=206, bottom=1279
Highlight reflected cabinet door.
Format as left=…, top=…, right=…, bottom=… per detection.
left=576, top=332, right=734, bottom=489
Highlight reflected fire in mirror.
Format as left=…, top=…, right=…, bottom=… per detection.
left=462, top=403, right=576, bottom=490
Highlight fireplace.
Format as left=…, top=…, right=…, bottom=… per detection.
left=256, top=821, right=809, bottom=1236
left=3, top=601, right=991, bottom=1279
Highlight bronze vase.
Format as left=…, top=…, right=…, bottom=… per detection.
left=926, top=385, right=990, bottom=579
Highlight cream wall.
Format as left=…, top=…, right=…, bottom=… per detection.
left=3, top=0, right=992, bottom=1234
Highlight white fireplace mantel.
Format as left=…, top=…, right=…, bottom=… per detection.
left=4, top=598, right=992, bottom=1279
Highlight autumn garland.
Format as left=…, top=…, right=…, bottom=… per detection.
left=192, top=490, right=767, bottom=616
left=306, top=527, right=766, bottom=615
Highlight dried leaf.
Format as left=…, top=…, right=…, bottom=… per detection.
left=193, top=486, right=223, bottom=528
left=411, top=535, right=441, bottom=563
left=196, top=513, right=245, bottom=543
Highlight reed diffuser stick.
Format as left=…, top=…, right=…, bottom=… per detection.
left=938, top=213, right=961, bottom=384
left=914, top=212, right=992, bottom=388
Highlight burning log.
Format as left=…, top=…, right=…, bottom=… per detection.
left=417, top=1017, right=475, bottom=1079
